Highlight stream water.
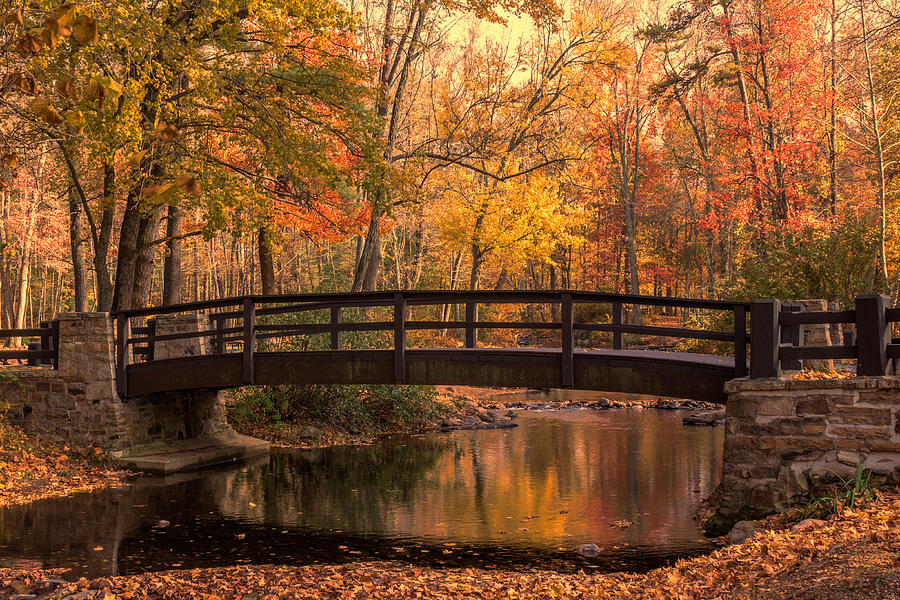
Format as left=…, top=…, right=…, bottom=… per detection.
left=0, top=397, right=723, bottom=577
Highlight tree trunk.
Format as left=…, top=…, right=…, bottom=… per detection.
left=352, top=202, right=383, bottom=291
left=95, top=163, right=116, bottom=311
left=112, top=193, right=142, bottom=310
left=162, top=203, right=184, bottom=305
left=258, top=224, right=276, bottom=295
left=14, top=192, right=37, bottom=336
left=131, top=207, right=164, bottom=308
left=860, top=0, right=889, bottom=288
left=67, top=185, right=87, bottom=312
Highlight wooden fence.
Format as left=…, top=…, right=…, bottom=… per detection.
left=0, top=320, right=59, bottom=367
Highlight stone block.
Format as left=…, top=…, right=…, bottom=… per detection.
left=757, top=397, right=796, bottom=416
left=727, top=397, right=758, bottom=418
left=861, top=453, right=900, bottom=475
left=829, top=406, right=892, bottom=425
left=84, top=381, right=115, bottom=402
left=775, top=417, right=825, bottom=436
left=868, top=441, right=900, bottom=452
left=828, top=425, right=891, bottom=439
left=835, top=438, right=866, bottom=450
left=796, top=395, right=831, bottom=415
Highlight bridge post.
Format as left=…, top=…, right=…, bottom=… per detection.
left=750, top=299, right=781, bottom=378
left=215, top=317, right=225, bottom=354
left=856, top=294, right=892, bottom=376
left=394, top=293, right=406, bottom=383
left=561, top=292, right=574, bottom=388
left=465, top=302, right=477, bottom=348
left=242, top=298, right=255, bottom=385
left=146, top=319, right=156, bottom=362
left=612, top=301, right=623, bottom=349
left=116, top=315, right=130, bottom=397
left=330, top=305, right=341, bottom=350
left=733, top=304, right=747, bottom=377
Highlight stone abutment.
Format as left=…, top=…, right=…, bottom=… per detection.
left=708, top=376, right=900, bottom=533
left=1, top=312, right=231, bottom=456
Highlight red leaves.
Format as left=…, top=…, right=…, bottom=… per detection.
left=0, top=421, right=128, bottom=508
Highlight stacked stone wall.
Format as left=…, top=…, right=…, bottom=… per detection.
left=712, top=376, right=900, bottom=531
left=1, top=312, right=228, bottom=451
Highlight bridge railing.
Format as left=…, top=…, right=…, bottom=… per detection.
left=0, top=320, right=59, bottom=367
left=750, top=294, right=899, bottom=378
left=113, top=291, right=751, bottom=390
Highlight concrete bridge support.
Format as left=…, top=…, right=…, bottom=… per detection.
left=3, top=312, right=266, bottom=471
left=709, top=376, right=900, bottom=532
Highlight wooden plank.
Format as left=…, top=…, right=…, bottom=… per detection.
left=0, top=350, right=54, bottom=359
left=751, top=299, right=781, bottom=378
left=780, top=310, right=856, bottom=325
left=780, top=345, right=857, bottom=360
left=734, top=304, right=747, bottom=377
left=856, top=294, right=891, bottom=376
left=0, top=328, right=48, bottom=337
left=394, top=293, right=406, bottom=383
left=561, top=292, right=574, bottom=388
left=242, top=298, right=256, bottom=384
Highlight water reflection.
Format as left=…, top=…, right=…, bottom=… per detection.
left=0, top=407, right=723, bottom=577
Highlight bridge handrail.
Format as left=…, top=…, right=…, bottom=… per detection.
left=112, top=290, right=750, bottom=319
left=114, top=290, right=750, bottom=395
left=0, top=320, right=59, bottom=367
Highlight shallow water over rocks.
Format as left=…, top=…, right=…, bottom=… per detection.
left=0, top=397, right=723, bottom=578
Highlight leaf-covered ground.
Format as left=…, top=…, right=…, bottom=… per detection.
left=3, top=494, right=900, bottom=599
left=0, top=421, right=128, bottom=507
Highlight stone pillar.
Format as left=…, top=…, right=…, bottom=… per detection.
left=52, top=312, right=129, bottom=447
left=707, top=376, right=900, bottom=534
left=152, top=313, right=212, bottom=359
left=828, top=301, right=843, bottom=350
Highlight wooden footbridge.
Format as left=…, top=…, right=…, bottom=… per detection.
left=111, top=291, right=747, bottom=403
left=5, top=291, right=899, bottom=405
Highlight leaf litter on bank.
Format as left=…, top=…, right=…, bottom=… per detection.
left=0, top=420, right=128, bottom=507
left=4, top=492, right=900, bottom=599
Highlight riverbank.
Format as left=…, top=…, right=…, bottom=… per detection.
left=3, top=490, right=898, bottom=599
left=0, top=421, right=128, bottom=508
left=229, top=385, right=717, bottom=448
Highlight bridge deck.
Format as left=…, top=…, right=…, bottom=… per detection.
left=125, top=348, right=736, bottom=404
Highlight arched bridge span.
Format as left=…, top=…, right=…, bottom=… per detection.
left=113, top=291, right=749, bottom=404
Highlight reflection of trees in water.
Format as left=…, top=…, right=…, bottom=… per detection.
left=215, top=436, right=458, bottom=531
left=0, top=410, right=724, bottom=577
left=211, top=412, right=723, bottom=547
